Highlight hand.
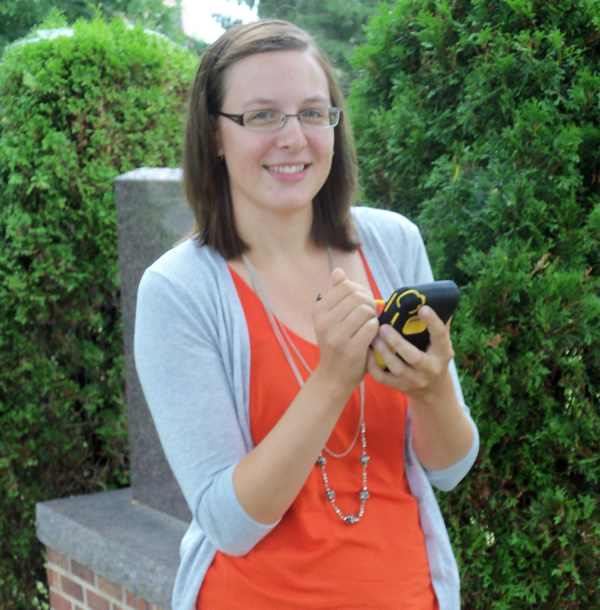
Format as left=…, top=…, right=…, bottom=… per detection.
left=368, top=305, right=476, bottom=471
left=367, top=305, right=455, bottom=403
left=313, top=268, right=380, bottom=389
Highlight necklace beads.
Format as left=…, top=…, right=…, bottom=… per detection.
left=241, top=251, right=371, bottom=525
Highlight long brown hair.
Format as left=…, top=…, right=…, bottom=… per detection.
left=183, top=19, right=360, bottom=259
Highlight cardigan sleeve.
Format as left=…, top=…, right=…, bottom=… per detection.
left=353, top=206, right=479, bottom=491
left=402, top=216, right=480, bottom=490
left=134, top=262, right=278, bottom=556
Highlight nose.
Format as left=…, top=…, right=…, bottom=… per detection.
left=276, top=114, right=307, bottom=149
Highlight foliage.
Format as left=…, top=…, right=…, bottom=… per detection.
left=0, top=0, right=187, bottom=53
left=242, top=0, right=384, bottom=94
left=0, top=17, right=197, bottom=607
left=349, top=0, right=600, bottom=606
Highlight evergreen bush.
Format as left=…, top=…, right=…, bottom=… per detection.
left=349, top=0, right=600, bottom=606
left=0, top=17, right=196, bottom=606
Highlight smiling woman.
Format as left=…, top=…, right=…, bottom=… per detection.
left=215, top=50, right=336, bottom=245
left=134, top=19, right=478, bottom=610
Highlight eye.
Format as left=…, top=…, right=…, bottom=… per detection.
left=248, top=109, right=274, bottom=120
left=244, top=109, right=282, bottom=126
left=299, top=108, right=330, bottom=127
left=301, top=108, right=326, bottom=119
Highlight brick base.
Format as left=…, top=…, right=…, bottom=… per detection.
left=45, top=547, right=163, bottom=610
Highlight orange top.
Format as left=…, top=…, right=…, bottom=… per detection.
left=198, top=252, right=437, bottom=609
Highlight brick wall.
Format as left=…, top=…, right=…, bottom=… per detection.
left=45, top=547, right=163, bottom=610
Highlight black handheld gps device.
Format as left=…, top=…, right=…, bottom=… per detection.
left=377, top=280, right=459, bottom=355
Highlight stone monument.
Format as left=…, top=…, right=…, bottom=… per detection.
left=114, top=167, right=194, bottom=522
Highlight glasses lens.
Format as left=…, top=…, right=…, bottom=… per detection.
left=299, top=108, right=340, bottom=129
left=328, top=108, right=341, bottom=127
left=243, top=109, right=285, bottom=131
left=242, top=108, right=340, bottom=131
left=297, top=108, right=329, bottom=129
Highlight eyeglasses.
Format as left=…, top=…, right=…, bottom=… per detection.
left=217, top=107, right=341, bottom=131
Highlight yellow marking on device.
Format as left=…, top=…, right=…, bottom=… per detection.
left=398, top=289, right=426, bottom=314
left=403, top=317, right=427, bottom=335
left=383, top=292, right=397, bottom=313
left=373, top=350, right=386, bottom=368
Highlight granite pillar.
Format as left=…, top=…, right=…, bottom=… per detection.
left=114, top=167, right=194, bottom=522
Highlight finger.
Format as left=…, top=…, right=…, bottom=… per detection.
left=318, top=278, right=375, bottom=319
left=323, top=302, right=379, bottom=350
left=366, top=347, right=419, bottom=388
left=418, top=306, right=455, bottom=359
left=367, top=349, right=407, bottom=387
left=318, top=309, right=379, bottom=386
left=418, top=306, right=444, bottom=337
left=371, top=330, right=414, bottom=376
left=329, top=267, right=374, bottom=296
left=339, top=290, right=377, bottom=325
left=367, top=349, right=387, bottom=380
left=329, top=266, right=347, bottom=288
left=367, top=349, right=433, bottom=396
left=376, top=324, right=426, bottom=369
left=345, top=305, right=380, bottom=342
left=314, top=269, right=347, bottom=305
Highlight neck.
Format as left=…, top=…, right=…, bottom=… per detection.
left=235, top=207, right=316, bottom=268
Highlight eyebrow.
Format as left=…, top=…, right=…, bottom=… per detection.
left=241, top=95, right=330, bottom=109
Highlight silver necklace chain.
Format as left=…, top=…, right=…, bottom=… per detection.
left=275, top=318, right=363, bottom=459
left=241, top=251, right=370, bottom=525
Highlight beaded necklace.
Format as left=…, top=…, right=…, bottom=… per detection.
left=242, top=250, right=370, bottom=525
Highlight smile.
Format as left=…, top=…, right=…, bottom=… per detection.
left=265, top=164, right=307, bottom=174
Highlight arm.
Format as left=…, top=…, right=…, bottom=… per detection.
left=353, top=207, right=478, bottom=482
left=134, top=267, right=274, bottom=555
left=233, top=268, right=380, bottom=524
left=367, top=306, right=475, bottom=473
left=136, top=263, right=380, bottom=545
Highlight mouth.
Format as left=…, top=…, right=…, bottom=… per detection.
left=265, top=163, right=308, bottom=174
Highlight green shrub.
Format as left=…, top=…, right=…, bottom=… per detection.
left=349, top=0, right=600, bottom=606
left=0, top=17, right=196, bottom=607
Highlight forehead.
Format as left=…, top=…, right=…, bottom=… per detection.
left=222, top=50, right=331, bottom=108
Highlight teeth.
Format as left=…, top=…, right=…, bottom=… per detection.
left=267, top=164, right=305, bottom=174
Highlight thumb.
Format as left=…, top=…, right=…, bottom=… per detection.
left=330, top=267, right=347, bottom=287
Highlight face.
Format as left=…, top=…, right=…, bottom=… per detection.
left=216, top=50, right=335, bottom=232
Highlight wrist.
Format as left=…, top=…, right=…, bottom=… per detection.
left=408, top=370, right=460, bottom=412
left=310, top=362, right=360, bottom=408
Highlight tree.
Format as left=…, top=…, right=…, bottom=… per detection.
left=0, top=17, right=196, bottom=606
left=349, top=0, right=600, bottom=606
left=242, top=0, right=384, bottom=93
left=0, top=0, right=186, bottom=52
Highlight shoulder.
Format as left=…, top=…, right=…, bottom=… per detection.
left=350, top=205, right=432, bottom=290
left=351, top=205, right=424, bottom=257
left=137, top=237, right=234, bottom=323
left=147, top=237, right=222, bottom=280
left=141, top=238, right=228, bottom=294
left=351, top=205, right=422, bottom=244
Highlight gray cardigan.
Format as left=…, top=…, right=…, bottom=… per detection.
left=134, top=206, right=479, bottom=610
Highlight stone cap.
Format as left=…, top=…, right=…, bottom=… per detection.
left=36, top=487, right=187, bottom=608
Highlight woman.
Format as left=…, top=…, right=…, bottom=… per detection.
left=134, top=19, right=479, bottom=610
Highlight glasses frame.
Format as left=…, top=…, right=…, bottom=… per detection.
left=216, top=107, right=342, bottom=131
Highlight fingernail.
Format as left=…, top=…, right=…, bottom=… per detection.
left=419, top=305, right=431, bottom=318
